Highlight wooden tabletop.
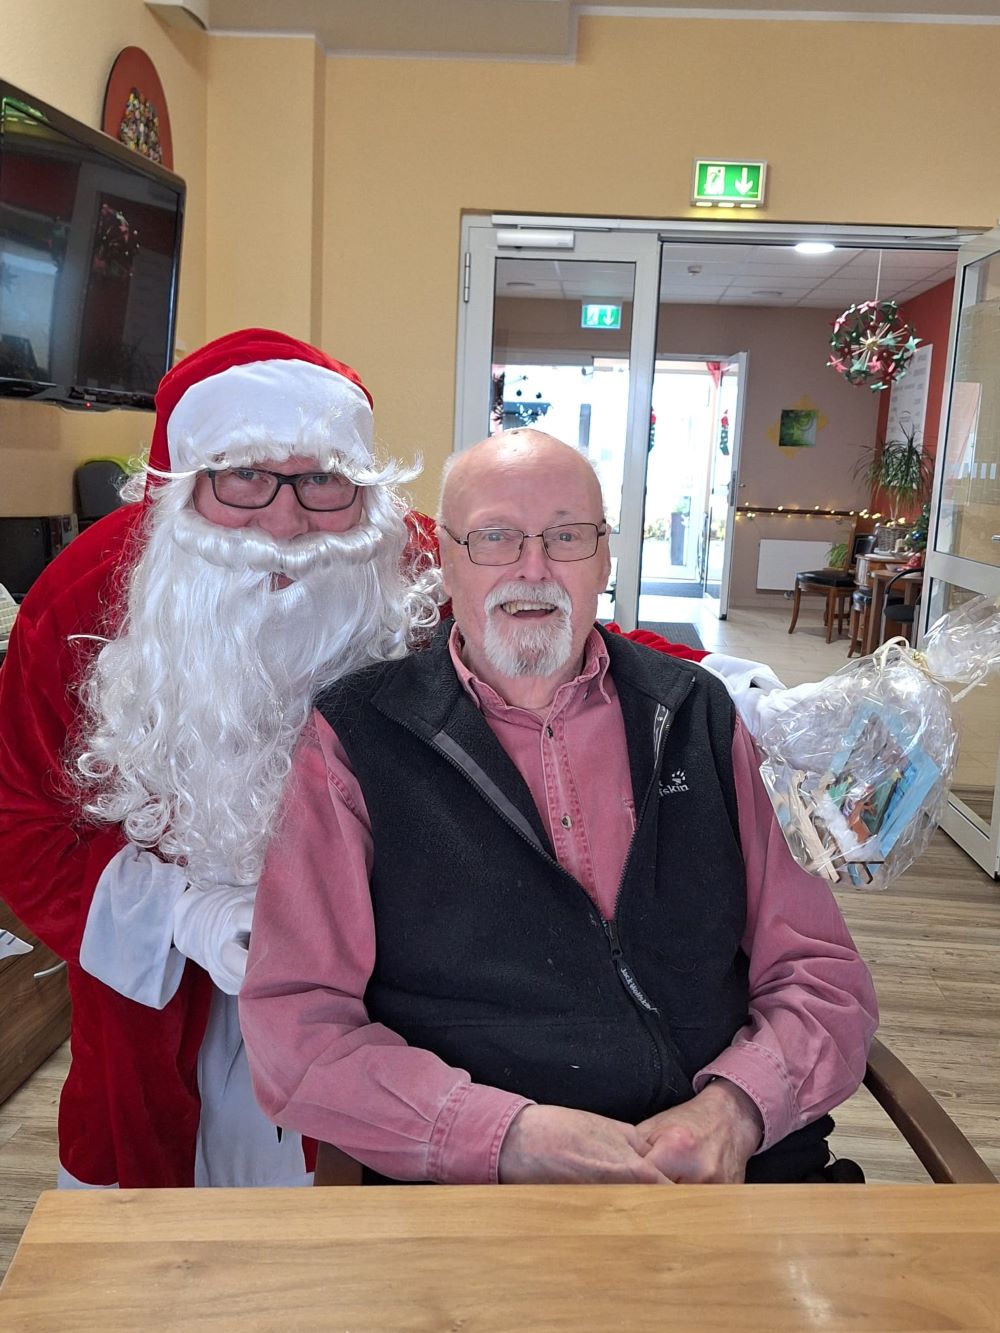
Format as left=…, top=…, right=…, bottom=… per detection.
left=2, top=1185, right=1000, bottom=1331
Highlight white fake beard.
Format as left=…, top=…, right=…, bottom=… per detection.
left=76, top=491, right=425, bottom=886
left=482, top=579, right=574, bottom=679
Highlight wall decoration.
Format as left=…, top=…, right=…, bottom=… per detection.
left=778, top=408, right=818, bottom=448
left=828, top=298, right=919, bottom=393
left=767, top=396, right=828, bottom=452
left=885, top=343, right=932, bottom=447
left=102, top=47, right=173, bottom=169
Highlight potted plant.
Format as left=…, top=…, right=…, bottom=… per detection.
left=826, top=541, right=849, bottom=571
left=853, top=425, right=934, bottom=526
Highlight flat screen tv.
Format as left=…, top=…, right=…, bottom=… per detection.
left=0, top=80, right=184, bottom=411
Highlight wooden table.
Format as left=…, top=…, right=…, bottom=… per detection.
left=862, top=566, right=923, bottom=656
left=2, top=1185, right=1000, bottom=1331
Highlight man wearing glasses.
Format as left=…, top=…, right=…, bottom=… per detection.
left=0, top=328, right=438, bottom=1190
left=241, top=428, right=877, bottom=1186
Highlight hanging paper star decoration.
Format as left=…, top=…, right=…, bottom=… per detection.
left=827, top=299, right=919, bottom=392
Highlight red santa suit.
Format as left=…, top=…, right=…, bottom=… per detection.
left=0, top=329, right=396, bottom=1187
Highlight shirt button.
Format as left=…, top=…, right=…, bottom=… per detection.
left=561, top=814, right=572, bottom=829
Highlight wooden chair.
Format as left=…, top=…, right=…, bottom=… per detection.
left=863, top=1037, right=996, bottom=1183
left=788, top=527, right=876, bottom=645
left=314, top=1036, right=996, bottom=1186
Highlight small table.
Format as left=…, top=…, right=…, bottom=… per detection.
left=862, top=566, right=923, bottom=656
left=2, top=1185, right=1000, bottom=1330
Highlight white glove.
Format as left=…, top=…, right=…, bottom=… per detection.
left=172, top=883, right=256, bottom=995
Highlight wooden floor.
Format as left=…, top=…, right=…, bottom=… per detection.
left=2, top=605, right=998, bottom=1281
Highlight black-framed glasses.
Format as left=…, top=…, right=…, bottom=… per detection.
left=442, top=522, right=607, bottom=566
left=207, top=467, right=360, bottom=513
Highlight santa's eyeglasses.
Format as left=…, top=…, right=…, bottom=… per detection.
left=207, top=467, right=360, bottom=512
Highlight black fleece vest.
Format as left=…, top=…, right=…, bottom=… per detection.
left=316, top=625, right=831, bottom=1180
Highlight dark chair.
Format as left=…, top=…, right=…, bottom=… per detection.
left=313, top=1036, right=997, bottom=1186
left=788, top=530, right=876, bottom=644
left=74, top=459, right=129, bottom=531
left=880, top=568, right=922, bottom=646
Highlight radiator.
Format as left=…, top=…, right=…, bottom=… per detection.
left=756, top=539, right=831, bottom=591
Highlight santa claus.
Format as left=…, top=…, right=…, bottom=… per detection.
left=0, top=328, right=439, bottom=1188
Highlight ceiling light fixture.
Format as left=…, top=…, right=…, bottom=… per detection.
left=795, top=241, right=835, bottom=255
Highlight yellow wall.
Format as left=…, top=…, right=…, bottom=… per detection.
left=5, top=11, right=1000, bottom=521
left=0, top=0, right=207, bottom=513
left=204, top=35, right=324, bottom=343
left=322, top=16, right=1000, bottom=512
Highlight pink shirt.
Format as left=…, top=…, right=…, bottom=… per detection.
left=241, top=630, right=877, bottom=1183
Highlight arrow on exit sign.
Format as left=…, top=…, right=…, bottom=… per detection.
left=692, top=160, right=767, bottom=207
left=581, top=303, right=622, bottom=330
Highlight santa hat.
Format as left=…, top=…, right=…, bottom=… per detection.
left=146, top=328, right=374, bottom=477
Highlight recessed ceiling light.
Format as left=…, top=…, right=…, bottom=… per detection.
left=506, top=281, right=536, bottom=288
left=795, top=241, right=835, bottom=255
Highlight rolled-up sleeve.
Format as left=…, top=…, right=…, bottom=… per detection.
left=693, top=718, right=879, bottom=1151
left=239, top=713, right=530, bottom=1183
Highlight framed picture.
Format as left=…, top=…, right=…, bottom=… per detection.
left=778, top=408, right=818, bottom=448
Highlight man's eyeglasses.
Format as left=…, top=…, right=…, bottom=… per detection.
left=442, top=522, right=608, bottom=566
left=207, top=467, right=360, bottom=513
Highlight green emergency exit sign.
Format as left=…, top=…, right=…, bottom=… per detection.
left=692, top=160, right=767, bottom=207
left=581, top=303, right=622, bottom=330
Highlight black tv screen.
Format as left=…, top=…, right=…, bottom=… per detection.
left=0, top=81, right=184, bottom=410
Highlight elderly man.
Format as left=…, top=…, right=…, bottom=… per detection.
left=241, top=428, right=878, bottom=1185
left=0, top=328, right=437, bottom=1189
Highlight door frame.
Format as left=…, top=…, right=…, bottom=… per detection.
left=456, top=220, right=661, bottom=631
left=923, top=224, right=1000, bottom=876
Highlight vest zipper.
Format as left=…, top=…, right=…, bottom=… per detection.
left=603, top=918, right=659, bottom=1014
left=602, top=695, right=684, bottom=1022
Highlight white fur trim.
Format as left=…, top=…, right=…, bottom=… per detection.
left=166, top=358, right=373, bottom=472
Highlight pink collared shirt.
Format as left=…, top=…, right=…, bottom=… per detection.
left=241, top=629, right=877, bottom=1183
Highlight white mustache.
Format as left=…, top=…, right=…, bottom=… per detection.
left=170, top=507, right=384, bottom=576
left=484, top=579, right=571, bottom=616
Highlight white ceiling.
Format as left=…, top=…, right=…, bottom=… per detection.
left=496, top=243, right=956, bottom=308
left=188, top=0, right=1000, bottom=60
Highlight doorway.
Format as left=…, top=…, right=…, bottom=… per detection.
left=640, top=354, right=746, bottom=622
left=456, top=217, right=968, bottom=632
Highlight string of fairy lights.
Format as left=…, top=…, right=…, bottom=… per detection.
left=735, top=505, right=901, bottom=524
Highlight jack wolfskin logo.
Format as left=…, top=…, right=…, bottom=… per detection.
left=659, top=769, right=689, bottom=796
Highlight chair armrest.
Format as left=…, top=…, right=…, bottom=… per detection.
left=314, top=1140, right=364, bottom=1186
left=863, top=1037, right=997, bottom=1183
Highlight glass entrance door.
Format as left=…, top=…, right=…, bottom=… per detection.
left=926, top=225, right=1000, bottom=876
left=703, top=354, right=746, bottom=618
left=457, top=222, right=660, bottom=631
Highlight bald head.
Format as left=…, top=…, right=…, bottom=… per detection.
left=439, top=430, right=605, bottom=531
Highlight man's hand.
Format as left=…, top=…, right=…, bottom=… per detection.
left=172, top=882, right=255, bottom=995
left=635, top=1080, right=764, bottom=1184
left=498, top=1104, right=674, bottom=1184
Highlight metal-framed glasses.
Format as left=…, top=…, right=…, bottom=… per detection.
left=443, top=522, right=608, bottom=566
left=207, top=467, right=360, bottom=512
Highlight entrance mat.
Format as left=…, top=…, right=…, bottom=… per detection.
left=637, top=622, right=705, bottom=651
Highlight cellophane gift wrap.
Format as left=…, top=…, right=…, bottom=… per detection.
left=755, top=594, right=1000, bottom=889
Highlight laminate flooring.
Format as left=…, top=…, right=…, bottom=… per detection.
left=2, top=606, right=998, bottom=1281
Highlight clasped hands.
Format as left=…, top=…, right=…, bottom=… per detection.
left=497, top=1081, right=764, bottom=1185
